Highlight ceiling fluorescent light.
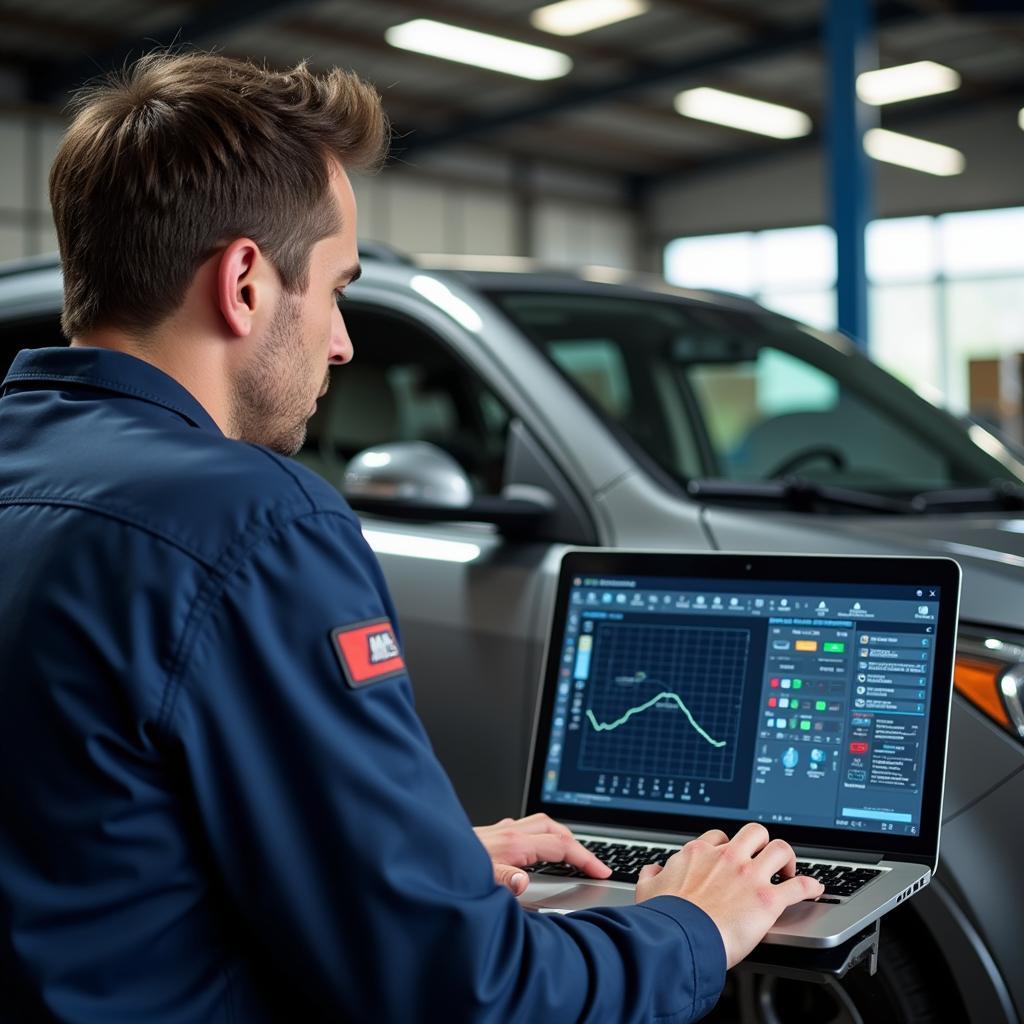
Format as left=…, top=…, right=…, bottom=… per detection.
left=385, top=19, right=572, bottom=80
left=863, top=128, right=965, bottom=176
left=857, top=61, right=961, bottom=105
left=1019, top=107, right=1024, bottom=131
left=531, top=0, right=650, bottom=36
left=674, top=87, right=812, bottom=139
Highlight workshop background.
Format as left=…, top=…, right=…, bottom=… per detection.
left=2, top=5, right=1024, bottom=1024
left=0, top=0, right=1022, bottom=429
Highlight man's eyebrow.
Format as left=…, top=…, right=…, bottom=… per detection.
left=337, top=263, right=362, bottom=286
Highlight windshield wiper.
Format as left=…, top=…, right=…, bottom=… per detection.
left=910, top=482, right=1024, bottom=513
left=686, top=478, right=913, bottom=515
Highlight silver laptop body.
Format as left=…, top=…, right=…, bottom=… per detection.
left=518, top=550, right=960, bottom=948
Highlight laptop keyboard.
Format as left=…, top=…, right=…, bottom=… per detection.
left=780, top=861, right=882, bottom=900
left=527, top=839, right=882, bottom=899
left=528, top=839, right=676, bottom=883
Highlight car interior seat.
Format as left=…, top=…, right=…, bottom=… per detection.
left=295, top=363, right=400, bottom=489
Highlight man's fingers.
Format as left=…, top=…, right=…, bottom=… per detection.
left=493, top=863, right=530, bottom=895
left=562, top=842, right=612, bottom=878
left=528, top=835, right=611, bottom=877
left=695, top=829, right=729, bottom=846
left=638, top=863, right=663, bottom=882
left=513, top=813, right=573, bottom=838
left=773, top=873, right=825, bottom=909
left=729, top=821, right=772, bottom=859
left=753, top=837, right=797, bottom=880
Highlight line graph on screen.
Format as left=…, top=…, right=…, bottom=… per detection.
left=585, top=692, right=727, bottom=747
left=579, top=622, right=748, bottom=781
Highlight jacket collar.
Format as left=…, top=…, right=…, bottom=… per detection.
left=2, top=346, right=223, bottom=436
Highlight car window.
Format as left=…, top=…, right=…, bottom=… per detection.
left=296, top=306, right=511, bottom=496
left=489, top=290, right=1020, bottom=496
left=547, top=339, right=631, bottom=418
left=685, top=347, right=948, bottom=484
left=0, top=303, right=511, bottom=498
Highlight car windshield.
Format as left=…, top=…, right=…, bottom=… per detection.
left=489, top=289, right=1023, bottom=499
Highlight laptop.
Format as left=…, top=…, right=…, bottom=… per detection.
left=518, top=550, right=960, bottom=948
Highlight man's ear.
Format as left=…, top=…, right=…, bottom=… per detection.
left=216, top=238, right=264, bottom=338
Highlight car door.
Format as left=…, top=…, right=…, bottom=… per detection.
left=301, top=298, right=599, bottom=823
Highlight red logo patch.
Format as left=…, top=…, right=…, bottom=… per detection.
left=331, top=618, right=406, bottom=689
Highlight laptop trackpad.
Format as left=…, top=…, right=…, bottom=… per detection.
left=519, top=880, right=635, bottom=913
left=519, top=881, right=826, bottom=923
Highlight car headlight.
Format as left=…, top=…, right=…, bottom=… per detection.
left=955, top=633, right=1024, bottom=740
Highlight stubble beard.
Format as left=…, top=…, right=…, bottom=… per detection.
left=230, top=292, right=327, bottom=457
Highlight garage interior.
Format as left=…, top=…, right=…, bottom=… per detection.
left=1, top=1, right=1023, bottom=423
left=0, top=2, right=1023, bottom=1023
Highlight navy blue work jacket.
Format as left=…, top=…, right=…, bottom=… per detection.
left=0, top=347, right=726, bottom=1022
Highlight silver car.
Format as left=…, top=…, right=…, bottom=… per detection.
left=2, top=250, right=1022, bottom=1024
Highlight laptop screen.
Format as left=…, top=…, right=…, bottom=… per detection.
left=530, top=552, right=960, bottom=859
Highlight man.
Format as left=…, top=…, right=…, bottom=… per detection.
left=0, top=52, right=822, bottom=1022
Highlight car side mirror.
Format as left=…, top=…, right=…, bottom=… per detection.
left=343, top=442, right=552, bottom=537
left=344, top=441, right=473, bottom=507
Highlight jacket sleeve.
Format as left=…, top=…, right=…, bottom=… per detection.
left=167, top=508, right=726, bottom=1022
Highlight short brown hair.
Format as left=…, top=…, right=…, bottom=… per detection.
left=50, top=51, right=389, bottom=339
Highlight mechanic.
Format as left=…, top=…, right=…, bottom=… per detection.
left=0, top=52, right=823, bottom=1022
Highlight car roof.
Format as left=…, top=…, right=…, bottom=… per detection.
left=0, top=248, right=765, bottom=323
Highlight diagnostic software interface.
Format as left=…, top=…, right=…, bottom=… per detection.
left=540, top=574, right=943, bottom=837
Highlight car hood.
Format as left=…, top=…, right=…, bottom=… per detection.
left=844, top=514, right=1024, bottom=630
left=693, top=505, right=1024, bottom=634
left=852, top=513, right=1024, bottom=560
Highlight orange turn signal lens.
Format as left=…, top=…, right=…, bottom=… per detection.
left=954, top=655, right=1013, bottom=731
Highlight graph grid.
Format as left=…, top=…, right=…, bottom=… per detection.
left=579, top=622, right=749, bottom=781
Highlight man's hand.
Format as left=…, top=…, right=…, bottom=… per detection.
left=635, top=822, right=824, bottom=968
left=473, top=813, right=611, bottom=895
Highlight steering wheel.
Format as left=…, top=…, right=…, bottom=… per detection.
left=765, top=445, right=847, bottom=479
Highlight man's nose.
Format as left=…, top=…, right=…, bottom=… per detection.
left=330, top=305, right=354, bottom=364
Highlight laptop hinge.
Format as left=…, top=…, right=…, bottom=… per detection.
left=793, top=845, right=883, bottom=864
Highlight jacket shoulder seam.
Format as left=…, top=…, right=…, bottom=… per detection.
left=3, top=371, right=203, bottom=424
left=0, top=495, right=215, bottom=568
left=157, top=508, right=360, bottom=730
left=244, top=443, right=320, bottom=512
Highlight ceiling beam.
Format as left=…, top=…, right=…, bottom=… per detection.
left=399, top=1, right=923, bottom=154
left=28, top=0, right=318, bottom=101
left=631, top=73, right=1024, bottom=196
left=480, top=120, right=689, bottom=169
left=277, top=16, right=734, bottom=158
left=0, top=11, right=117, bottom=52
left=384, top=105, right=684, bottom=175
left=654, top=0, right=781, bottom=34
left=279, top=16, right=523, bottom=82
left=364, top=0, right=639, bottom=66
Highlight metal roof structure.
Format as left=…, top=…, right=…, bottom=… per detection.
left=0, top=0, right=1021, bottom=188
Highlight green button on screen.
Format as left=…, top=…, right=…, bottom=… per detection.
left=824, top=642, right=845, bottom=653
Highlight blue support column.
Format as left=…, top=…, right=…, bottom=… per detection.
left=825, top=0, right=877, bottom=350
